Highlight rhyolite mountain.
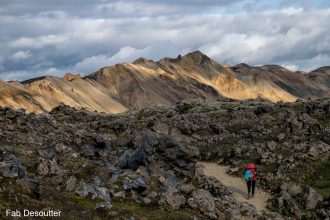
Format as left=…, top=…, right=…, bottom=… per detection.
left=1, top=51, right=329, bottom=113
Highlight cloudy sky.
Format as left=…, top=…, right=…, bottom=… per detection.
left=0, top=0, right=330, bottom=80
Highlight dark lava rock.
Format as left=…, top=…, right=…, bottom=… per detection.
left=123, top=175, right=147, bottom=192
left=0, top=146, right=25, bottom=178
left=117, top=132, right=157, bottom=169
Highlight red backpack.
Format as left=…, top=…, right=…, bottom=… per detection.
left=245, top=163, right=257, bottom=181
left=249, top=169, right=256, bottom=181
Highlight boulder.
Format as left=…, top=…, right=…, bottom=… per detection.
left=95, top=136, right=112, bottom=150
left=143, top=191, right=158, bottom=205
left=94, top=202, right=112, bottom=210
left=37, top=159, right=62, bottom=176
left=303, top=186, right=323, bottom=209
left=77, top=144, right=96, bottom=157
left=180, top=184, right=195, bottom=194
left=65, top=176, right=77, bottom=192
left=122, top=175, right=147, bottom=192
left=164, top=187, right=186, bottom=211
left=37, top=159, right=49, bottom=176
left=38, top=146, right=58, bottom=159
left=117, top=132, right=158, bottom=169
left=75, top=178, right=110, bottom=201
left=267, top=141, right=277, bottom=151
left=195, top=171, right=231, bottom=197
left=289, top=118, right=303, bottom=132
left=280, top=183, right=302, bottom=196
left=277, top=133, right=285, bottom=141
left=113, top=191, right=125, bottom=198
left=0, top=146, right=25, bottom=178
left=188, top=189, right=217, bottom=219
left=270, top=183, right=323, bottom=218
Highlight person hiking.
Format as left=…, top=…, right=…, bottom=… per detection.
left=244, top=163, right=257, bottom=199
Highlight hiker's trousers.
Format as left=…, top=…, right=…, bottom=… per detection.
left=247, top=180, right=256, bottom=195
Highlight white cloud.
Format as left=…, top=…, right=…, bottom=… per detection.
left=297, top=54, right=330, bottom=72
left=1, top=67, right=65, bottom=81
left=10, top=50, right=31, bottom=60
left=0, top=1, right=329, bottom=80
left=282, top=64, right=299, bottom=71
left=200, top=34, right=275, bottom=64
left=281, top=7, right=304, bottom=15
left=10, top=35, right=67, bottom=49
left=73, top=43, right=189, bottom=73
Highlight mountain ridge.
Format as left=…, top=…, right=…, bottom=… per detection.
left=1, top=51, right=329, bottom=113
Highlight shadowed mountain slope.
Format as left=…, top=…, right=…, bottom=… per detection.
left=306, top=66, right=330, bottom=90
left=0, top=51, right=329, bottom=113
left=232, top=64, right=330, bottom=99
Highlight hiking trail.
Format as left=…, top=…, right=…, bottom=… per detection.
left=198, top=162, right=271, bottom=212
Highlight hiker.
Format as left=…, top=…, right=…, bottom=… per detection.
left=244, top=163, right=257, bottom=199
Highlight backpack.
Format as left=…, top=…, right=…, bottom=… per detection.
left=244, top=169, right=256, bottom=181
left=244, top=170, right=251, bottom=181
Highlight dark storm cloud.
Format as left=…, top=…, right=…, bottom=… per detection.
left=0, top=0, right=329, bottom=80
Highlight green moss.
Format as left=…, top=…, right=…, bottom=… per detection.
left=220, top=136, right=238, bottom=146
left=259, top=163, right=278, bottom=173
left=114, top=174, right=135, bottom=186
left=304, top=157, right=330, bottom=198
left=195, top=128, right=211, bottom=136
left=149, top=179, right=162, bottom=192
left=191, top=176, right=199, bottom=187
left=0, top=200, right=10, bottom=209
left=279, top=148, right=294, bottom=159
left=74, top=164, right=98, bottom=181
left=254, top=134, right=278, bottom=143
left=65, top=192, right=95, bottom=208
left=226, top=122, right=254, bottom=134
left=111, top=199, right=196, bottom=220
left=73, top=157, right=88, bottom=165
left=12, top=146, right=26, bottom=156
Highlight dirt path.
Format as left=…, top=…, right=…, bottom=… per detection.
left=198, top=162, right=271, bottom=212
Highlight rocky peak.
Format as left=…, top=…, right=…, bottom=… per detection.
left=184, top=50, right=207, bottom=58
left=20, top=76, right=48, bottom=84
left=133, top=57, right=148, bottom=64
left=233, top=63, right=251, bottom=69
left=181, top=50, right=212, bottom=65
left=309, top=66, right=330, bottom=76
left=63, top=73, right=81, bottom=81
left=158, top=51, right=212, bottom=66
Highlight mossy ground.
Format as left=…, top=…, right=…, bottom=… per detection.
left=304, top=157, right=330, bottom=197
left=111, top=198, right=196, bottom=220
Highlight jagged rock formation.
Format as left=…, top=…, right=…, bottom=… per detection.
left=1, top=51, right=330, bottom=113
left=0, top=98, right=329, bottom=219
left=63, top=73, right=81, bottom=81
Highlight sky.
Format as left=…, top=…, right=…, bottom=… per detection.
left=0, top=0, right=330, bottom=80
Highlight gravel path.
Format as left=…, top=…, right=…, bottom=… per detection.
left=198, top=162, right=271, bottom=211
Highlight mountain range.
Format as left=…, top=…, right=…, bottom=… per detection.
left=0, top=51, right=329, bottom=113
